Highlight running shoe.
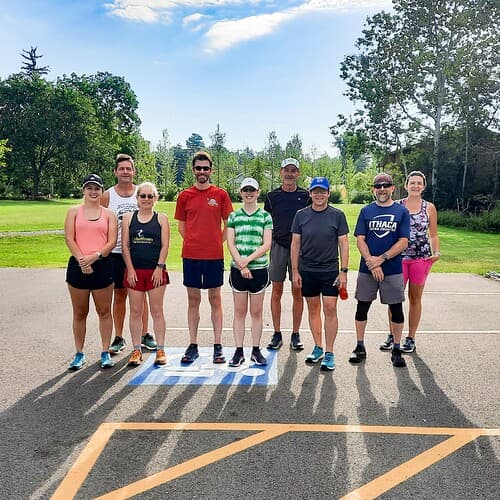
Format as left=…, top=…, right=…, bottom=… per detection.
left=141, top=333, right=157, bottom=351
left=320, top=352, right=335, bottom=371
left=348, top=345, right=367, bottom=364
left=128, top=349, right=143, bottom=366
left=401, top=336, right=416, bottom=353
left=391, top=347, right=407, bottom=367
left=250, top=349, right=267, bottom=366
left=181, top=343, right=199, bottom=364
left=108, top=336, right=126, bottom=354
left=267, top=331, right=283, bottom=350
left=290, top=332, right=304, bottom=351
left=154, top=349, right=167, bottom=365
left=213, top=344, right=226, bottom=364
left=100, top=352, right=115, bottom=369
left=69, top=352, right=86, bottom=371
left=228, top=350, right=245, bottom=367
left=379, top=334, right=394, bottom=351
left=305, top=345, right=324, bottom=364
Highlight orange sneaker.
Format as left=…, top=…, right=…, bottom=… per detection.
left=128, top=349, right=143, bottom=366
left=155, top=349, right=167, bottom=365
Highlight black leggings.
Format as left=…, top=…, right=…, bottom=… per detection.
left=355, top=301, right=404, bottom=324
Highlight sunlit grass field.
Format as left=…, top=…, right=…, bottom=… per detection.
left=0, top=199, right=498, bottom=273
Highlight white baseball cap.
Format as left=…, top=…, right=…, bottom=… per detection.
left=280, top=158, right=300, bottom=169
left=240, top=177, right=259, bottom=190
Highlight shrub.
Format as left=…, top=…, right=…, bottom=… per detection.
left=351, top=191, right=373, bottom=204
left=438, top=206, right=500, bottom=233
left=329, top=189, right=343, bottom=204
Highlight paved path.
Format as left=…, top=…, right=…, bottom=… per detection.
left=0, top=269, right=499, bottom=499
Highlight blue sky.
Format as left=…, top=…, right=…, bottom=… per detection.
left=0, top=0, right=392, bottom=155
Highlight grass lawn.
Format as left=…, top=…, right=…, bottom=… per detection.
left=0, top=199, right=498, bottom=273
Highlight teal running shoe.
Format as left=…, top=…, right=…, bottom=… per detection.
left=100, top=352, right=116, bottom=369
left=69, top=352, right=86, bottom=371
left=141, top=333, right=157, bottom=351
left=109, top=336, right=126, bottom=354
left=305, top=345, right=324, bottom=364
left=320, top=352, right=335, bottom=371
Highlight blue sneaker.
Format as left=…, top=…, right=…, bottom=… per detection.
left=100, top=352, right=115, bottom=369
left=69, top=352, right=86, bottom=371
left=181, top=343, right=199, bottom=364
left=305, top=345, right=324, bottom=364
left=320, top=352, right=335, bottom=371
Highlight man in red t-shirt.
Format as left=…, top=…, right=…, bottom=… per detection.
left=175, top=151, right=233, bottom=364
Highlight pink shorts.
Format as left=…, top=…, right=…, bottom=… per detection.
left=402, top=258, right=433, bottom=286
left=124, top=268, right=169, bottom=292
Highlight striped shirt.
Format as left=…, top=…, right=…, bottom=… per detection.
left=227, top=208, right=273, bottom=269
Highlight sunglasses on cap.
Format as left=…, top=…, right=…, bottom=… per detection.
left=194, top=166, right=211, bottom=172
left=139, top=193, right=154, bottom=199
left=373, top=182, right=393, bottom=189
left=241, top=187, right=257, bottom=192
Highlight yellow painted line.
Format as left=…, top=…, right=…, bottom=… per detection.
left=341, top=431, right=482, bottom=500
left=51, top=424, right=115, bottom=500
left=95, top=428, right=289, bottom=499
left=52, top=422, right=500, bottom=500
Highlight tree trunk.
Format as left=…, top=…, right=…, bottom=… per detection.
left=461, top=124, right=469, bottom=200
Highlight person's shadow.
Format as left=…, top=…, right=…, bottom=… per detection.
left=354, top=357, right=500, bottom=498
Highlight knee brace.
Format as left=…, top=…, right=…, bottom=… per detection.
left=355, top=301, right=372, bottom=322
left=389, top=303, right=404, bottom=324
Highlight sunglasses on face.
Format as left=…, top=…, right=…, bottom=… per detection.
left=373, top=183, right=393, bottom=189
left=194, top=166, right=211, bottom=172
left=139, top=193, right=154, bottom=199
left=241, top=187, right=257, bottom=193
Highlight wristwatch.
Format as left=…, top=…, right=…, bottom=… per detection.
left=340, top=268, right=348, bottom=273
left=156, top=263, right=166, bottom=269
left=381, top=253, right=389, bottom=261
left=96, top=251, right=102, bottom=260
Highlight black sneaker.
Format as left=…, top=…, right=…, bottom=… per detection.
left=391, top=347, right=407, bottom=367
left=250, top=349, right=267, bottom=366
left=181, top=343, right=199, bottom=364
left=290, top=332, right=304, bottom=351
left=349, top=345, right=367, bottom=364
left=213, top=344, right=226, bottom=364
left=141, top=333, right=157, bottom=351
left=379, top=334, right=394, bottom=351
left=401, top=336, right=416, bottom=353
left=228, top=350, right=245, bottom=367
left=267, top=331, right=283, bottom=350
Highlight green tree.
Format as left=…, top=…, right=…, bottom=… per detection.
left=337, top=0, right=499, bottom=202
left=265, top=131, right=282, bottom=189
left=20, top=46, right=49, bottom=77
left=185, top=133, right=205, bottom=156
left=155, top=129, right=177, bottom=200
left=209, top=123, right=227, bottom=186
left=285, top=133, right=303, bottom=161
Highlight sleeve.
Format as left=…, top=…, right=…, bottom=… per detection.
left=227, top=211, right=236, bottom=229
left=338, top=211, right=349, bottom=236
left=264, top=193, right=272, bottom=214
left=264, top=211, right=273, bottom=230
left=291, top=211, right=302, bottom=234
left=174, top=192, right=186, bottom=221
left=353, top=206, right=367, bottom=236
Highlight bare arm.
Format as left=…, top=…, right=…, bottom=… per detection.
left=427, top=202, right=441, bottom=262
left=291, top=232, right=302, bottom=289
left=177, top=220, right=185, bottom=238
left=338, top=233, right=349, bottom=287
left=121, top=212, right=136, bottom=286
left=221, top=219, right=228, bottom=244
left=64, top=206, right=83, bottom=260
left=100, top=190, right=110, bottom=208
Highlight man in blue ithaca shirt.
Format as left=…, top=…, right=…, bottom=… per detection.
left=349, top=173, right=410, bottom=368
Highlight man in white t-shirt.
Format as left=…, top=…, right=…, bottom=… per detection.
left=101, top=154, right=156, bottom=354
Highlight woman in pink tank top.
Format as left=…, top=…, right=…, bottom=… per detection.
left=64, top=174, right=118, bottom=371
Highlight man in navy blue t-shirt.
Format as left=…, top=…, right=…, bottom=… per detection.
left=349, top=173, right=410, bottom=368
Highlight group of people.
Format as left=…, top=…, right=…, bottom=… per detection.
left=64, top=151, right=440, bottom=373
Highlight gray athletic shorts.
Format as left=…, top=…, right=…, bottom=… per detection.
left=269, top=241, right=293, bottom=282
left=355, top=272, right=405, bottom=304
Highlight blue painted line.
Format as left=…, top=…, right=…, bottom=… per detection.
left=128, top=347, right=278, bottom=386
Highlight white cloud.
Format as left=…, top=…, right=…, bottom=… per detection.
left=183, top=12, right=208, bottom=24
left=204, top=0, right=391, bottom=52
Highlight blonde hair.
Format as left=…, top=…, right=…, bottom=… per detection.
left=137, top=182, right=158, bottom=197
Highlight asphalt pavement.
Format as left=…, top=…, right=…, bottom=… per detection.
left=0, top=268, right=499, bottom=499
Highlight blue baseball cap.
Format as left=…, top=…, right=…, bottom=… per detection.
left=309, top=177, right=330, bottom=191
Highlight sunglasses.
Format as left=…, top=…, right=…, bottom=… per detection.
left=139, top=193, right=154, bottom=199
left=194, top=166, right=211, bottom=172
left=373, top=183, right=393, bottom=189
left=241, top=187, right=257, bottom=192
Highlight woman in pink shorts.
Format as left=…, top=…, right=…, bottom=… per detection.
left=381, top=171, right=441, bottom=353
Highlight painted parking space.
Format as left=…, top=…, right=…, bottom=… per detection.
left=51, top=422, right=500, bottom=500
left=128, top=347, right=278, bottom=386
